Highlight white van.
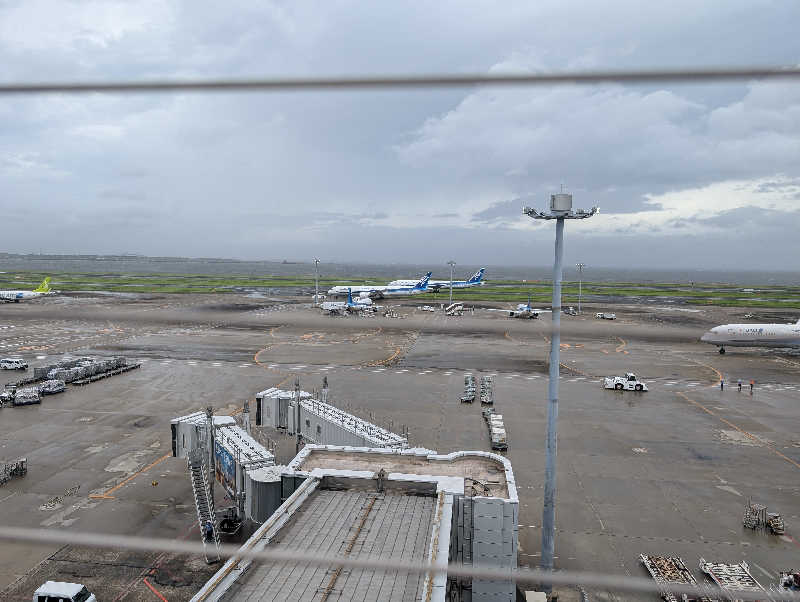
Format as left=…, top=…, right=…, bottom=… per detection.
left=1, top=357, right=28, bottom=370
left=33, top=581, right=96, bottom=602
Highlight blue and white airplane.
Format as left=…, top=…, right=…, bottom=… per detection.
left=327, top=272, right=431, bottom=300
left=321, top=288, right=375, bottom=314
left=387, top=268, right=485, bottom=291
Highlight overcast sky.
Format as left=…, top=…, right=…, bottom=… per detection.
left=1, top=1, right=799, bottom=270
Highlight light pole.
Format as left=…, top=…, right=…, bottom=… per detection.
left=576, top=262, right=585, bottom=314
left=313, top=258, right=320, bottom=305
left=524, top=194, right=598, bottom=591
left=447, top=260, right=456, bottom=305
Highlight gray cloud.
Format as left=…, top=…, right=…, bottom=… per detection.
left=0, top=1, right=798, bottom=269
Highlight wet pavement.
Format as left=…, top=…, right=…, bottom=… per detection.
left=0, top=294, right=798, bottom=600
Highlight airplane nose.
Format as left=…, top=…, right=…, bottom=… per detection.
left=700, top=332, right=712, bottom=343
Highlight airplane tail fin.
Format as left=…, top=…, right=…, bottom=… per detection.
left=347, top=288, right=354, bottom=305
left=468, top=268, right=485, bottom=283
left=414, top=272, right=432, bottom=290
left=34, top=277, right=51, bottom=293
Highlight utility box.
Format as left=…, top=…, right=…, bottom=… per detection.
left=550, top=193, right=572, bottom=212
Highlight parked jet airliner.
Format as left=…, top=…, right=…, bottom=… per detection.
left=0, top=277, right=53, bottom=302
left=700, top=319, right=800, bottom=353
left=327, top=272, right=431, bottom=300
left=321, top=288, right=374, bottom=314
left=387, top=268, right=485, bottom=291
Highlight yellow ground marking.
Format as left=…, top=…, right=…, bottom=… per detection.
left=601, top=349, right=609, bottom=354
left=560, top=343, right=571, bottom=349
left=350, top=328, right=382, bottom=344
left=681, top=355, right=723, bottom=385
left=615, top=337, right=627, bottom=353
left=89, top=453, right=171, bottom=500
left=677, top=391, right=800, bottom=471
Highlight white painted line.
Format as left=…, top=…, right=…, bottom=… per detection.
left=664, top=383, right=674, bottom=386
left=36, top=355, right=47, bottom=359
left=687, top=383, right=698, bottom=387
left=212, top=362, right=222, bottom=367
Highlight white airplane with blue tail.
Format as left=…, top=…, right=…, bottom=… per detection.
left=321, top=288, right=375, bottom=314
left=327, top=272, right=431, bottom=300
left=387, top=268, right=485, bottom=291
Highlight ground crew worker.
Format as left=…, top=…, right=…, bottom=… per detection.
left=720, top=378, right=724, bottom=391
left=737, top=379, right=742, bottom=392
left=749, top=379, right=754, bottom=393
left=204, top=520, right=214, bottom=542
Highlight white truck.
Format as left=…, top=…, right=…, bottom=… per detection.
left=595, top=312, right=616, bottom=320
left=1, top=357, right=28, bottom=370
left=603, top=372, right=648, bottom=391
left=33, top=581, right=96, bottom=602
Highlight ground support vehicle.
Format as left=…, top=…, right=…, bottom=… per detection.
left=699, top=558, right=766, bottom=599
left=0, top=457, right=27, bottom=486
left=603, top=372, right=648, bottom=391
left=33, top=581, right=96, bottom=602
left=0, top=358, right=28, bottom=370
left=461, top=374, right=476, bottom=403
left=480, top=375, right=494, bottom=404
left=10, top=386, right=40, bottom=406
left=564, top=306, right=578, bottom=315
left=483, top=408, right=507, bottom=451
left=38, top=379, right=66, bottom=395
left=776, top=571, right=800, bottom=597
left=595, top=312, right=616, bottom=320
left=639, top=555, right=714, bottom=602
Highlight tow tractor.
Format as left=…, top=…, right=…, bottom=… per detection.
left=603, top=372, right=648, bottom=391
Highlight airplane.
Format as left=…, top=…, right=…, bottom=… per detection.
left=387, top=268, right=486, bottom=291
left=326, top=272, right=432, bottom=300
left=700, top=318, right=800, bottom=354
left=485, top=293, right=551, bottom=319
left=320, top=288, right=375, bottom=314
left=0, top=277, right=53, bottom=303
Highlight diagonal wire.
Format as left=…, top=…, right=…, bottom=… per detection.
left=0, top=66, right=799, bottom=95
left=0, top=526, right=797, bottom=600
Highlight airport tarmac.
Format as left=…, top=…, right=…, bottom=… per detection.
left=1, top=293, right=799, bottom=600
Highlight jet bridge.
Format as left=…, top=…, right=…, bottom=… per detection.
left=255, top=387, right=408, bottom=448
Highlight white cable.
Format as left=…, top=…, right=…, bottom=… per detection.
left=0, top=526, right=796, bottom=600
left=0, top=66, right=798, bottom=95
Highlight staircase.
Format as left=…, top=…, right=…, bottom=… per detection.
left=188, top=451, right=221, bottom=564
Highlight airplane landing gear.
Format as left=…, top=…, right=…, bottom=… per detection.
left=718, top=347, right=726, bottom=354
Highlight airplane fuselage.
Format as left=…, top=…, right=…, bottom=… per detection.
left=701, top=322, right=800, bottom=351
left=0, top=291, right=46, bottom=302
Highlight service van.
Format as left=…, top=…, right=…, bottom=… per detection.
left=33, top=581, right=96, bottom=602
left=1, top=357, right=28, bottom=370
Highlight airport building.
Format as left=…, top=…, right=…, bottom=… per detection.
left=192, top=444, right=518, bottom=602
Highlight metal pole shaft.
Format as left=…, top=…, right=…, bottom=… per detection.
left=449, top=265, right=454, bottom=305
left=314, top=260, right=319, bottom=305
left=541, top=216, right=564, bottom=589
left=578, top=270, right=582, bottom=314
left=295, top=378, right=302, bottom=454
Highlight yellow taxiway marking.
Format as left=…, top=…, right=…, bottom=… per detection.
left=89, top=453, right=171, bottom=500
left=677, top=391, right=800, bottom=471
left=615, top=337, right=627, bottom=353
